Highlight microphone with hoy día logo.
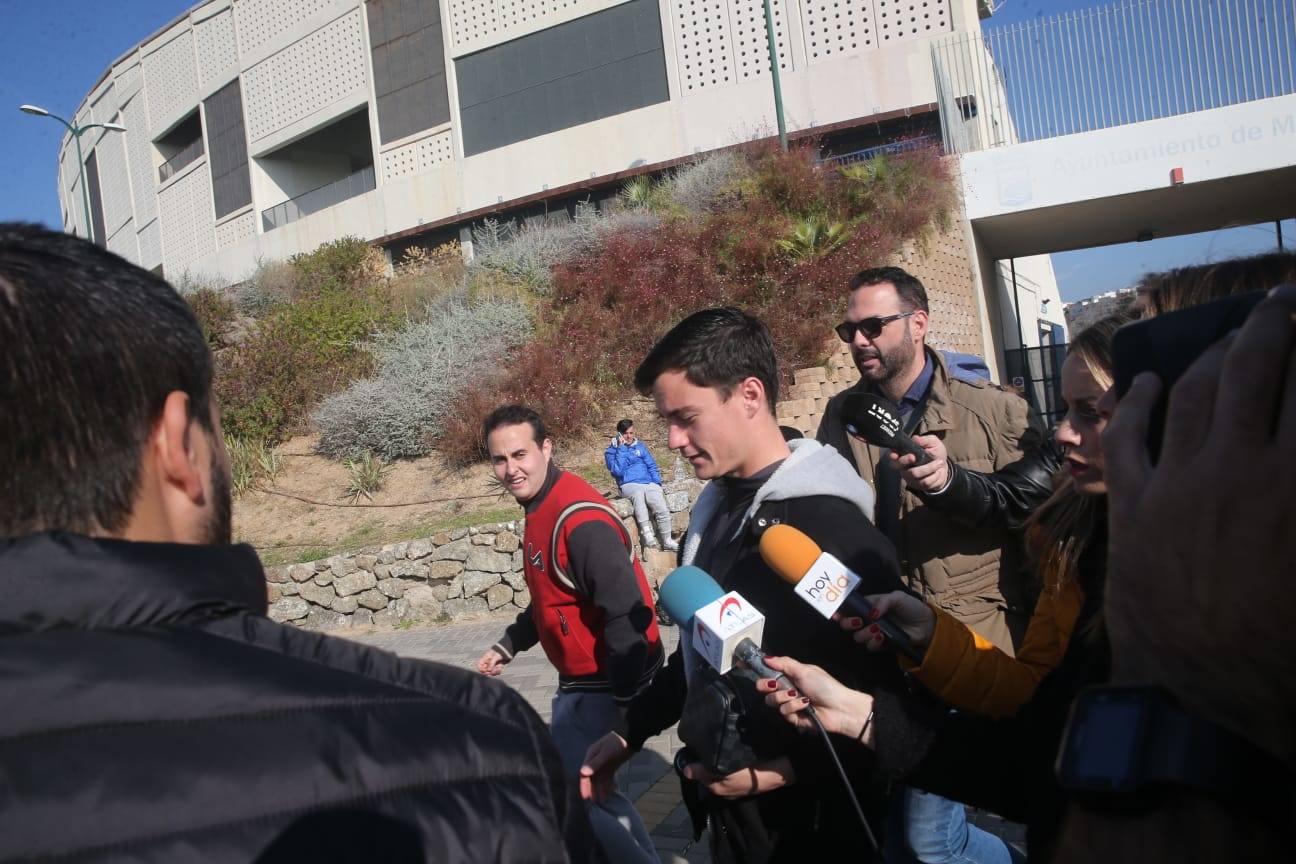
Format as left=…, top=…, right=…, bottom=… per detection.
left=759, top=524, right=924, bottom=663
left=656, top=565, right=787, bottom=684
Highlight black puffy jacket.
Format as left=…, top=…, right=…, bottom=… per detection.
left=0, top=533, right=600, bottom=863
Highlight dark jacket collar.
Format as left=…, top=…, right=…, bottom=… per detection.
left=523, top=461, right=564, bottom=515
left=0, top=532, right=267, bottom=633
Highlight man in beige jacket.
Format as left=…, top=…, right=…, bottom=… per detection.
left=817, top=265, right=1044, bottom=653
left=817, top=265, right=1045, bottom=864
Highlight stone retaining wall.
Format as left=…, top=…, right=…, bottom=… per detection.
left=266, top=478, right=703, bottom=631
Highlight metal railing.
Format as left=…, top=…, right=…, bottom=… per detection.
left=158, top=138, right=205, bottom=183
left=820, top=135, right=940, bottom=166
left=261, top=165, right=376, bottom=232
left=934, top=0, right=1296, bottom=153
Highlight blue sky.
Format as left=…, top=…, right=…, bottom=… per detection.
left=0, top=0, right=1288, bottom=302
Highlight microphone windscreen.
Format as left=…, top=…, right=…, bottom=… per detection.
left=841, top=391, right=905, bottom=448
left=758, top=524, right=822, bottom=586
left=658, top=565, right=725, bottom=624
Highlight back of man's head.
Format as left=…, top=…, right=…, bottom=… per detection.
left=0, top=223, right=214, bottom=537
left=849, top=265, right=930, bottom=314
left=633, top=306, right=780, bottom=413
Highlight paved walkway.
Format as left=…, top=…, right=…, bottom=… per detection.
left=355, top=618, right=1025, bottom=862
left=356, top=619, right=707, bottom=862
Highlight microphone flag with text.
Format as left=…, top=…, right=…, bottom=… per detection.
left=841, top=390, right=933, bottom=466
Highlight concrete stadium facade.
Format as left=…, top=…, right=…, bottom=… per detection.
left=58, top=0, right=998, bottom=282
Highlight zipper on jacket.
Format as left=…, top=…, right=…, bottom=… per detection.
left=557, top=609, right=570, bottom=636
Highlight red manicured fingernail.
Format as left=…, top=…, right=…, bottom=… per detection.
left=801, top=697, right=810, bottom=704
left=765, top=680, right=778, bottom=690
left=868, top=608, right=880, bottom=620
left=787, top=690, right=798, bottom=698
left=869, top=624, right=881, bottom=635
left=847, top=617, right=863, bottom=628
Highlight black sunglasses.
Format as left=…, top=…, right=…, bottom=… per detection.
left=835, top=311, right=915, bottom=342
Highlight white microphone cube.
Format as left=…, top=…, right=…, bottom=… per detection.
left=792, top=552, right=861, bottom=619
left=692, top=591, right=766, bottom=674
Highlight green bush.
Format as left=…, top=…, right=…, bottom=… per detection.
left=183, top=286, right=237, bottom=349
left=289, top=236, right=387, bottom=295
left=215, top=280, right=397, bottom=444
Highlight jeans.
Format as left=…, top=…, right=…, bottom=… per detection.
left=550, top=690, right=657, bottom=864
left=887, top=787, right=1015, bottom=864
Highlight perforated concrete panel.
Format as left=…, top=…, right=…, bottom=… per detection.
left=448, top=0, right=501, bottom=51
left=108, top=218, right=141, bottom=265
left=243, top=9, right=368, bottom=142
left=143, top=29, right=199, bottom=134
left=91, top=83, right=118, bottom=125
left=120, top=95, right=159, bottom=227
left=158, top=162, right=217, bottom=276
left=137, top=218, right=164, bottom=271
left=802, top=0, right=876, bottom=62
left=196, top=9, right=238, bottom=85
left=874, top=0, right=950, bottom=45
left=234, top=0, right=335, bottom=56
left=730, top=0, right=791, bottom=81
left=671, top=0, right=736, bottom=92
left=115, top=61, right=142, bottom=97
left=95, top=128, right=135, bottom=239
left=382, top=130, right=454, bottom=182
left=216, top=210, right=257, bottom=248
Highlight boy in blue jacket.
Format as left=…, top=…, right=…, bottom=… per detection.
left=604, top=419, right=678, bottom=551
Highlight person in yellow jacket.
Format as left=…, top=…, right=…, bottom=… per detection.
left=845, top=311, right=1130, bottom=719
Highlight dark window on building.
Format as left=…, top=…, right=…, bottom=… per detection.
left=368, top=0, right=451, bottom=145
left=204, top=79, right=252, bottom=220
left=456, top=0, right=669, bottom=157
left=85, top=150, right=107, bottom=247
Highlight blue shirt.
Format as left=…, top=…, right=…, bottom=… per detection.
left=893, top=353, right=935, bottom=422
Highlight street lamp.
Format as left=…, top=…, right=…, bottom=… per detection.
left=20, top=103, right=127, bottom=244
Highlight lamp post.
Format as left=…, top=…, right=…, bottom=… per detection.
left=20, top=104, right=127, bottom=244
left=760, top=0, right=788, bottom=150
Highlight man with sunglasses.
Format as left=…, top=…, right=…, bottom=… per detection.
left=817, top=266, right=1043, bottom=864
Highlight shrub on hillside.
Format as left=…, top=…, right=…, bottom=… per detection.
left=183, top=285, right=237, bottom=349
left=439, top=141, right=954, bottom=461
left=470, top=204, right=660, bottom=294
left=216, top=280, right=397, bottom=443
left=312, top=298, right=532, bottom=460
left=289, top=236, right=387, bottom=294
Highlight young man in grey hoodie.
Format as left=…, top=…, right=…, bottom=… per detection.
left=580, top=307, right=916, bottom=864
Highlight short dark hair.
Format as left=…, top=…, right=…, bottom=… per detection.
left=482, top=404, right=548, bottom=448
left=0, top=223, right=214, bottom=536
left=633, top=307, right=779, bottom=413
left=849, top=266, right=929, bottom=313
left=616, top=418, right=634, bottom=434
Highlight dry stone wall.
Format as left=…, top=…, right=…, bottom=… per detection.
left=265, top=476, right=703, bottom=631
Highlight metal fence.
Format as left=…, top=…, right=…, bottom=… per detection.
left=158, top=138, right=205, bottom=183
left=261, top=165, right=376, bottom=232
left=1004, top=343, right=1068, bottom=426
left=933, top=0, right=1296, bottom=153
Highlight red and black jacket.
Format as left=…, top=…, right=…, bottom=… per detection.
left=494, top=463, right=663, bottom=707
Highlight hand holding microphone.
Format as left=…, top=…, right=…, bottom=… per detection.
left=756, top=656, right=877, bottom=744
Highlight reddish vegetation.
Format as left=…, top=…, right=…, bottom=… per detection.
left=439, top=141, right=954, bottom=463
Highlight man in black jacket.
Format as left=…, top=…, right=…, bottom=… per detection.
left=0, top=224, right=599, bottom=862
left=581, top=307, right=912, bottom=863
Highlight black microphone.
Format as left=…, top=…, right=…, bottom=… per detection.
left=841, top=391, right=932, bottom=466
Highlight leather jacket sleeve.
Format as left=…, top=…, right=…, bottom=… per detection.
left=916, top=437, right=1063, bottom=531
